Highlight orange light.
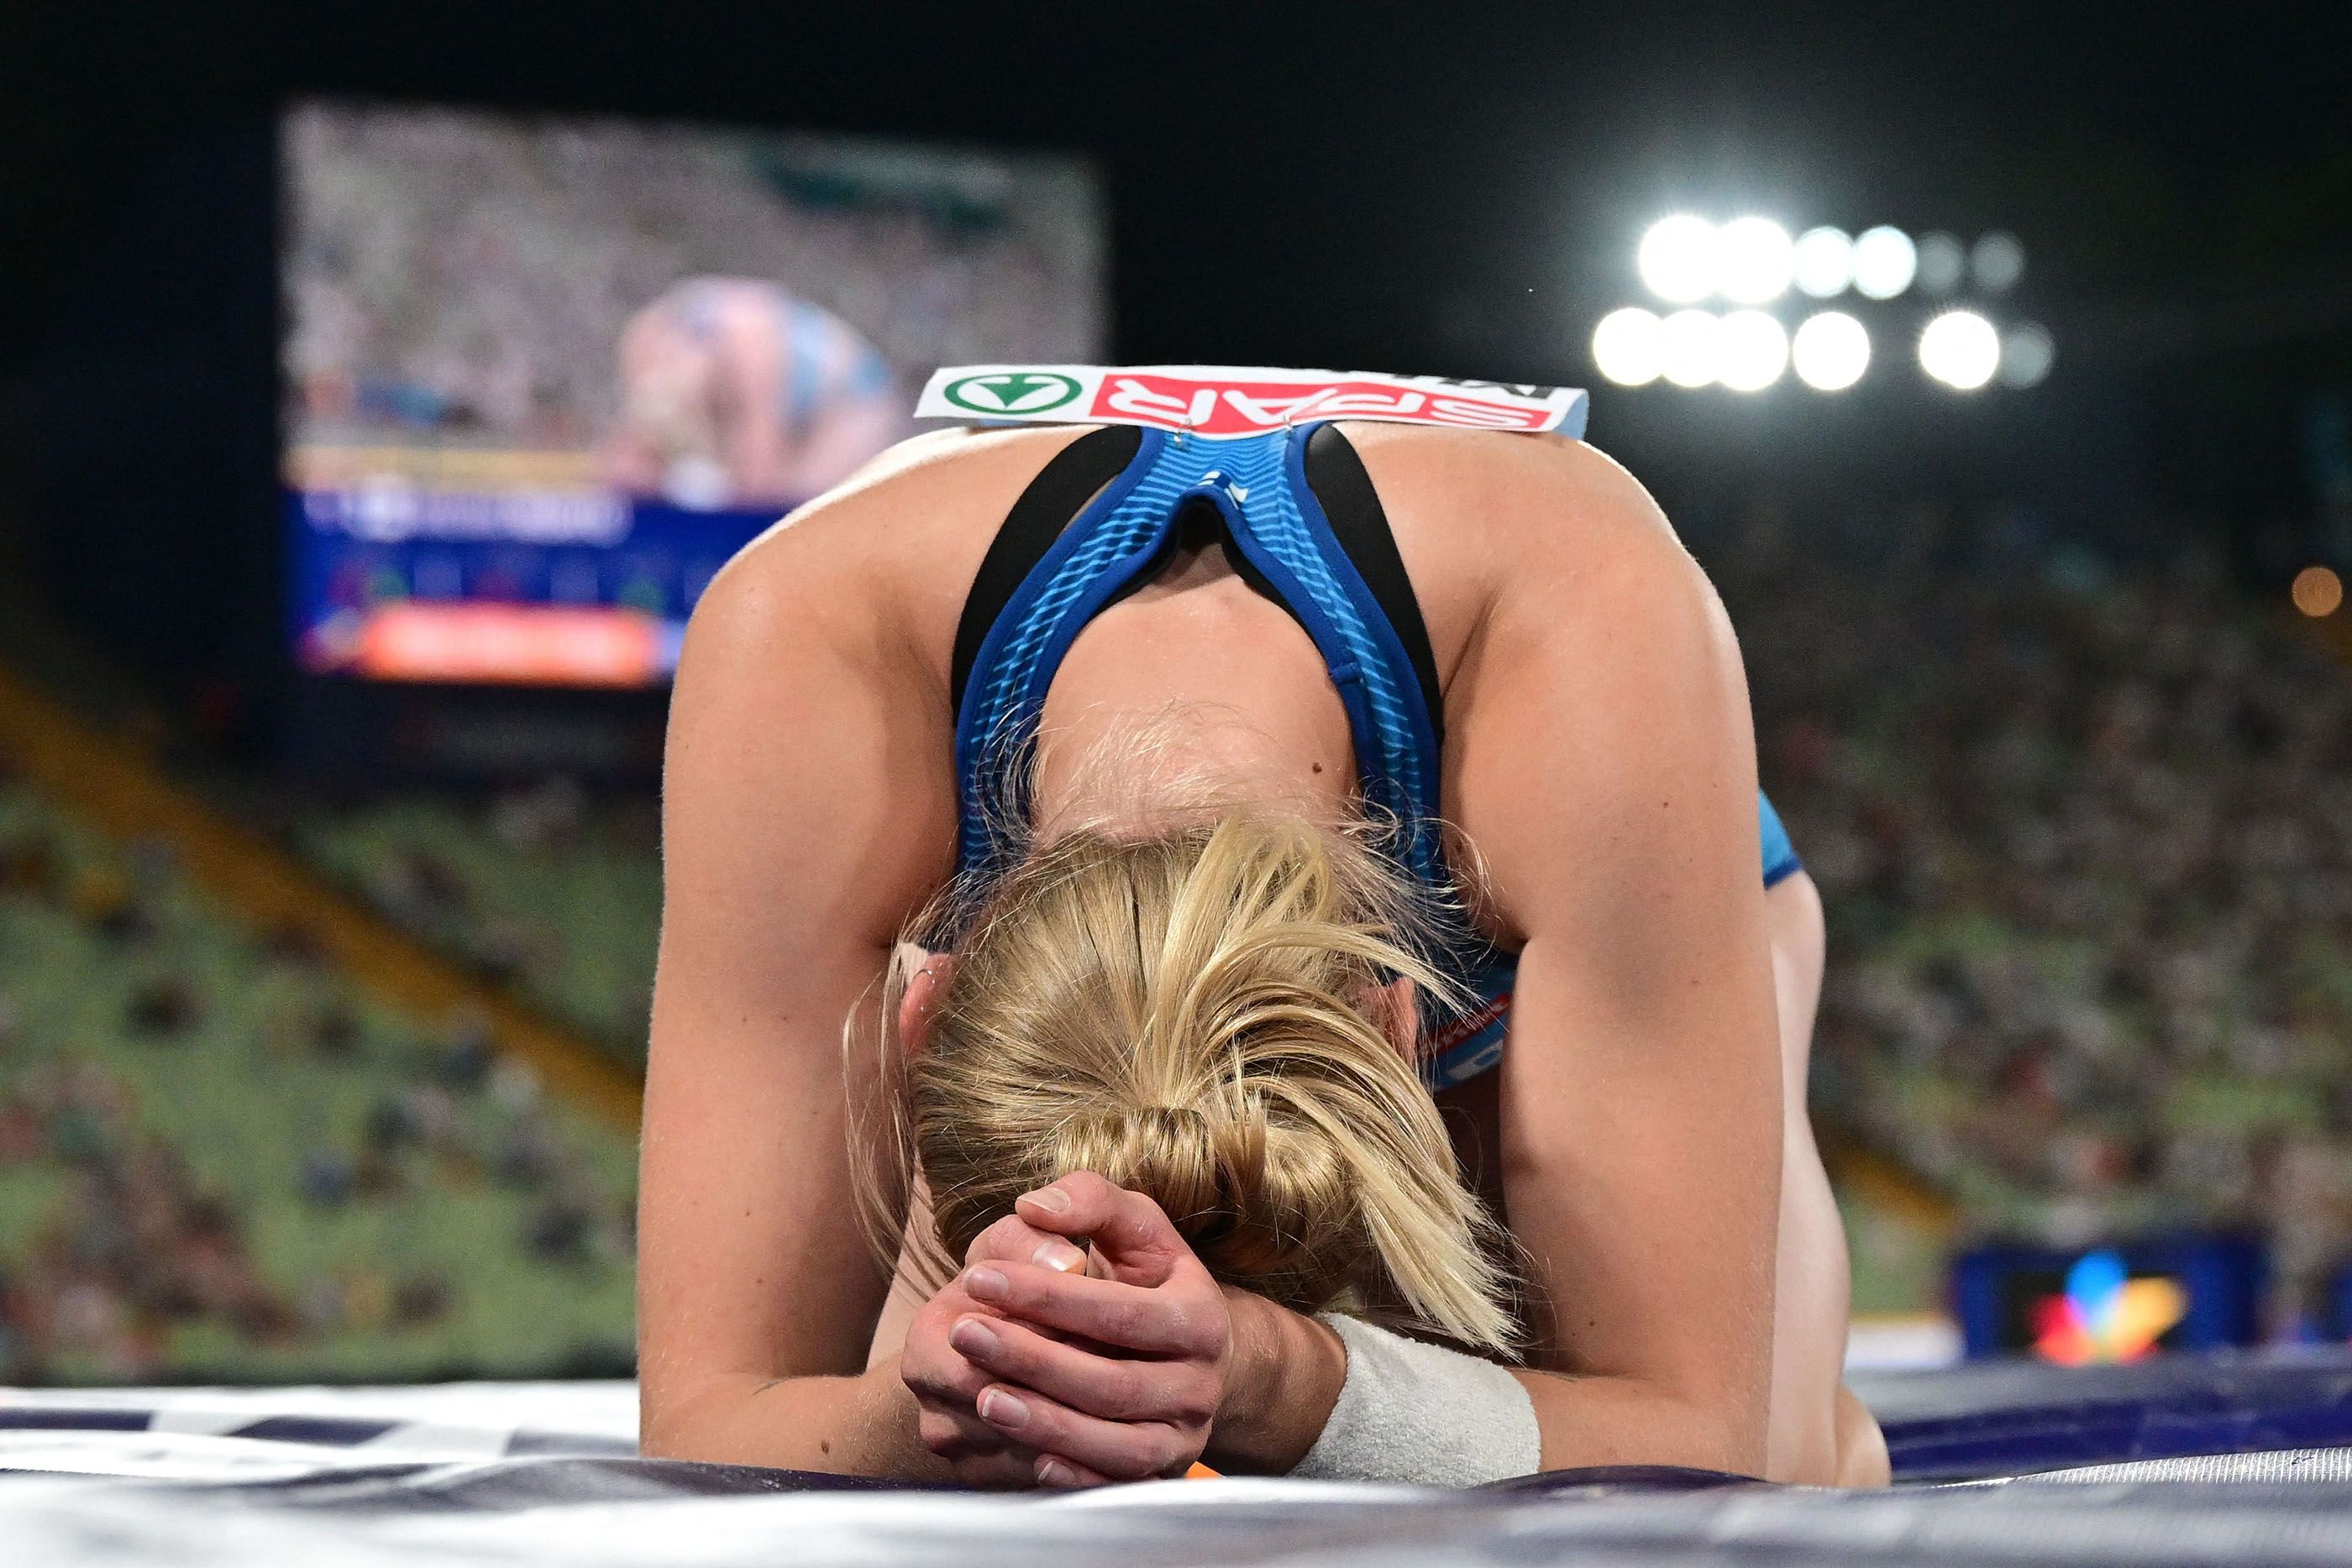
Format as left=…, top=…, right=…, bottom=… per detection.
left=351, top=603, right=661, bottom=686
left=2292, top=565, right=2343, bottom=618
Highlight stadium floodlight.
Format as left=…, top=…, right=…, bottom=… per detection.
left=1915, top=232, right=1967, bottom=296
left=1851, top=226, right=1918, bottom=299
left=1791, top=312, right=1871, bottom=391
left=1997, top=321, right=2055, bottom=387
left=1639, top=215, right=1719, bottom=303
left=1716, top=309, right=1790, bottom=391
left=1972, top=231, right=2025, bottom=293
left=2293, top=565, right=2344, bottom=618
left=1714, top=218, right=1795, bottom=304
left=1793, top=227, right=1854, bottom=297
left=1660, top=309, right=1722, bottom=387
left=1919, top=310, right=2001, bottom=389
left=1592, top=307, right=1667, bottom=385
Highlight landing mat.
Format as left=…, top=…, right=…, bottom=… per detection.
left=8, top=1353, right=2352, bottom=1565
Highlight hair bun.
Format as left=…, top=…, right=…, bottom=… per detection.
left=900, top=811, right=1516, bottom=1351
left=1063, top=1095, right=1365, bottom=1308
left=1067, top=1104, right=1224, bottom=1234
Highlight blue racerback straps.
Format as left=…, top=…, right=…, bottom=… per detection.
left=952, top=424, right=1446, bottom=891
left=948, top=420, right=1801, bottom=1087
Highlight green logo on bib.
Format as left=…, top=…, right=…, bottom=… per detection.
left=942, top=370, right=1084, bottom=416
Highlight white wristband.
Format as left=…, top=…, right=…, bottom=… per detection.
left=1287, top=1314, right=1541, bottom=1487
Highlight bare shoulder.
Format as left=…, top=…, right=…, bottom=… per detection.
left=1477, top=433, right=1730, bottom=684
left=663, top=422, right=1091, bottom=952
left=1341, top=424, right=1714, bottom=653
left=1375, top=424, right=1678, bottom=549
left=1394, top=433, right=1756, bottom=949
left=664, top=432, right=1048, bottom=952
left=1483, top=434, right=1713, bottom=630
left=687, top=423, right=1090, bottom=690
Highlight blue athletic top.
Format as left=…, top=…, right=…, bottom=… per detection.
left=948, top=421, right=1802, bottom=1088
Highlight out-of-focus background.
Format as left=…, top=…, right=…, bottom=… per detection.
left=0, top=5, right=2348, bottom=1384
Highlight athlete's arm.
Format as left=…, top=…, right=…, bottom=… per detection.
left=1447, top=442, right=1782, bottom=1475
left=637, top=514, right=958, bottom=1477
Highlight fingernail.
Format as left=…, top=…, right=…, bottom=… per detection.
left=1033, top=1238, right=1084, bottom=1272
left=949, top=1316, right=999, bottom=1357
left=1037, top=1457, right=1074, bottom=1487
left=964, top=1266, right=1009, bottom=1302
left=978, top=1387, right=1030, bottom=1429
left=1021, top=1186, right=1073, bottom=1214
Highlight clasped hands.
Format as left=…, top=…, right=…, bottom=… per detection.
left=900, top=1170, right=1237, bottom=1488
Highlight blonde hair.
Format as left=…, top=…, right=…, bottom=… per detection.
left=862, top=809, right=1517, bottom=1354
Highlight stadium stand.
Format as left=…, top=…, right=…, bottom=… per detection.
left=1722, top=507, right=2352, bottom=1329
left=0, top=681, right=638, bottom=1384
left=290, top=781, right=660, bottom=1062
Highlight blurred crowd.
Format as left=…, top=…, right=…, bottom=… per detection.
left=292, top=777, right=660, bottom=1062
left=10, top=494, right=2352, bottom=1378
left=0, top=766, right=636, bottom=1384
left=282, top=102, right=1103, bottom=447
left=1717, top=506, right=2352, bottom=1324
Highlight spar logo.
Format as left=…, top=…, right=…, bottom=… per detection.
left=1094, top=372, right=1557, bottom=436
left=918, top=364, right=1588, bottom=439
left=940, top=370, right=1084, bottom=416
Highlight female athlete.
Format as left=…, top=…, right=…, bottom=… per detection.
left=637, top=385, right=1889, bottom=1490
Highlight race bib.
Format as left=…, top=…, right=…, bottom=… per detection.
left=917, top=364, right=1588, bottom=440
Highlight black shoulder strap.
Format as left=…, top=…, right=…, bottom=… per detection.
left=950, top=425, right=1145, bottom=713
left=1301, top=424, right=1446, bottom=747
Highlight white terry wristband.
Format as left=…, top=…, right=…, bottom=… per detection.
left=1287, top=1314, right=1541, bottom=1487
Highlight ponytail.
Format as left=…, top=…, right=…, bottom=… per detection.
left=865, top=810, right=1516, bottom=1353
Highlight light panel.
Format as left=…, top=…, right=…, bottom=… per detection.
left=1659, top=309, right=1722, bottom=388
left=1717, top=310, right=1790, bottom=391
left=1793, top=227, right=1855, bottom=297
left=1638, top=216, right=1718, bottom=303
left=1852, top=226, right=1918, bottom=299
left=1714, top=218, right=1795, bottom=305
left=1920, top=310, right=2000, bottom=390
left=1593, top=307, right=1667, bottom=385
left=1792, top=312, right=1870, bottom=391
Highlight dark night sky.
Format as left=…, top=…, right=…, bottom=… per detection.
left=0, top=3, right=2348, bottom=703
left=8, top=5, right=2349, bottom=363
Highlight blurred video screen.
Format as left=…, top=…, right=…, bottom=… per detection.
left=281, top=100, right=1106, bottom=686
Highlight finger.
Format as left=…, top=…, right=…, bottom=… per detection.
left=944, top=1438, right=1044, bottom=1491
left=961, top=1262, right=1218, bottom=1356
left=903, top=1296, right=1039, bottom=1409
left=1016, top=1172, right=1186, bottom=1281
left=889, top=1316, right=992, bottom=1410
left=1034, top=1454, right=1115, bottom=1490
left=950, top=1313, right=1214, bottom=1424
left=959, top=1455, right=1048, bottom=1492
left=913, top=1370, right=1047, bottom=1474
left=917, top=1402, right=1030, bottom=1464
left=964, top=1213, right=1089, bottom=1275
left=905, top=1361, right=990, bottom=1410
left=973, top=1382, right=1193, bottom=1483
